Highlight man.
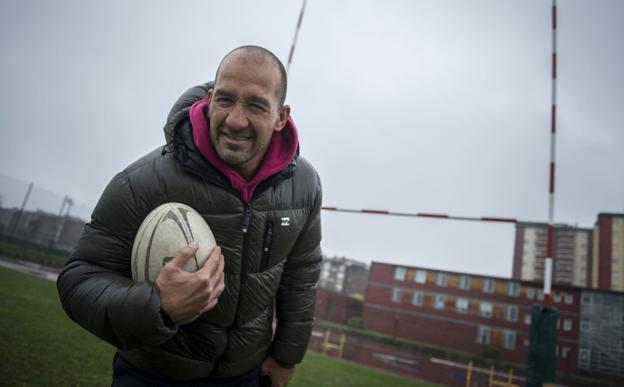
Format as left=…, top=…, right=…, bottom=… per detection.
left=57, top=45, right=322, bottom=387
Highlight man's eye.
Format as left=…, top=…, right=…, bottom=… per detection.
left=250, top=104, right=266, bottom=112
left=215, top=97, right=233, bottom=104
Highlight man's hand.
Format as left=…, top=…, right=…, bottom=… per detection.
left=155, top=242, right=225, bottom=323
left=261, top=356, right=295, bottom=387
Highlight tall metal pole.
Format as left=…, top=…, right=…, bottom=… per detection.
left=10, top=182, right=33, bottom=236
left=287, top=0, right=308, bottom=74
left=544, top=0, right=558, bottom=299
left=52, top=197, right=73, bottom=247
left=58, top=195, right=68, bottom=217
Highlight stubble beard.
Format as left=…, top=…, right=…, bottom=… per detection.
left=214, top=143, right=253, bottom=166
left=213, top=126, right=272, bottom=168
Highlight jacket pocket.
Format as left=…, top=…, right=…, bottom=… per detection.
left=259, top=221, right=273, bottom=271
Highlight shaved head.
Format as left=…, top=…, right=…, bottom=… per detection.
left=215, top=45, right=288, bottom=108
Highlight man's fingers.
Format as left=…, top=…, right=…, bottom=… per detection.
left=213, top=268, right=225, bottom=295
left=217, top=253, right=225, bottom=276
left=167, top=242, right=199, bottom=269
left=199, top=246, right=223, bottom=275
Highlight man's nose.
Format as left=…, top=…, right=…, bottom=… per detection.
left=224, top=103, right=248, bottom=130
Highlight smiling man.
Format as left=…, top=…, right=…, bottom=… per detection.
left=57, top=46, right=322, bottom=387
left=208, top=50, right=290, bottom=178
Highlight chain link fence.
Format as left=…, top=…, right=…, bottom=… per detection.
left=0, top=173, right=93, bottom=255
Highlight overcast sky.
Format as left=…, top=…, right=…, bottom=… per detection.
left=1, top=0, right=623, bottom=277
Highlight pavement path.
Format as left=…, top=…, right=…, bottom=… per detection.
left=0, top=257, right=59, bottom=282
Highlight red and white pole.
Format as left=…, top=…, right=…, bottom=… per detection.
left=322, top=206, right=520, bottom=224
left=287, top=0, right=308, bottom=73
left=544, top=0, right=558, bottom=301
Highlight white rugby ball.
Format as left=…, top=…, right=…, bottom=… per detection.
left=131, top=202, right=216, bottom=283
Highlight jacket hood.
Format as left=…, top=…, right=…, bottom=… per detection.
left=163, top=82, right=213, bottom=146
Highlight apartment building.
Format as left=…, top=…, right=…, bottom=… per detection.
left=318, top=256, right=368, bottom=297
left=512, top=222, right=592, bottom=288
left=592, top=213, right=624, bottom=291
left=363, top=262, right=581, bottom=373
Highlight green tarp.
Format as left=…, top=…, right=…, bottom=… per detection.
left=526, top=304, right=559, bottom=387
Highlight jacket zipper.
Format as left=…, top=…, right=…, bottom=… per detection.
left=233, top=203, right=253, bottom=325
left=260, top=221, right=273, bottom=271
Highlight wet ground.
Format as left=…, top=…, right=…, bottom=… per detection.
left=0, top=257, right=59, bottom=281
left=308, top=328, right=525, bottom=386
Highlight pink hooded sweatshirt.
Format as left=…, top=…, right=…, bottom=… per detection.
left=189, top=98, right=299, bottom=203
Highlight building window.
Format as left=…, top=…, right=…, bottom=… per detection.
left=561, top=347, right=570, bottom=359
left=459, top=275, right=471, bottom=290
left=502, top=330, right=516, bottom=350
left=436, top=272, right=448, bottom=287
left=326, top=298, right=336, bottom=314
left=482, top=279, right=495, bottom=294
left=579, top=348, right=590, bottom=370
left=581, top=293, right=591, bottom=305
left=434, top=294, right=446, bottom=310
left=526, top=288, right=535, bottom=299
left=505, top=305, right=518, bottom=322
left=321, top=262, right=330, bottom=278
left=412, top=291, right=423, bottom=306
left=507, top=282, right=520, bottom=297
left=523, top=339, right=529, bottom=347
left=553, top=293, right=561, bottom=303
left=415, top=269, right=427, bottom=283
left=564, top=294, right=574, bottom=304
left=524, top=313, right=532, bottom=325
left=480, top=302, right=493, bottom=318
left=563, top=319, right=572, bottom=331
left=580, top=321, right=591, bottom=332
left=537, top=290, right=544, bottom=301
left=394, top=267, right=406, bottom=281
left=392, top=287, right=403, bottom=303
left=456, top=298, right=469, bottom=314
left=476, top=326, right=491, bottom=344
left=414, top=270, right=427, bottom=284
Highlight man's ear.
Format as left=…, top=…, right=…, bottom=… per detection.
left=206, top=88, right=214, bottom=102
left=274, top=104, right=291, bottom=132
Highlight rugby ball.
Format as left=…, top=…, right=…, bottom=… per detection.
left=131, top=202, right=216, bottom=283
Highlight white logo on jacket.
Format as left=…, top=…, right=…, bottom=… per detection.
left=281, top=217, right=290, bottom=226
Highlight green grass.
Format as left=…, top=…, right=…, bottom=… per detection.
left=291, top=351, right=437, bottom=387
left=0, top=266, right=115, bottom=386
left=0, top=266, right=435, bottom=386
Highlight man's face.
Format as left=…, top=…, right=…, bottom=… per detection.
left=206, top=56, right=289, bottom=178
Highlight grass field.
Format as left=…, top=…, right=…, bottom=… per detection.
left=0, top=266, right=437, bottom=386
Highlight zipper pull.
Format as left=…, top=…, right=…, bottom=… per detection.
left=263, top=222, right=273, bottom=253
left=242, top=204, right=252, bottom=233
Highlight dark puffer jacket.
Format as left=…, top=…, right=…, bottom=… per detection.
left=56, top=83, right=322, bottom=380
